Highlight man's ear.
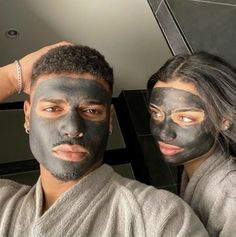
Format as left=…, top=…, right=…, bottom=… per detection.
left=24, top=100, right=31, bottom=130
left=221, top=118, right=231, bottom=131
left=109, top=105, right=114, bottom=135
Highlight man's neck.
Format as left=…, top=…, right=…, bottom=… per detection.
left=39, top=162, right=102, bottom=213
left=39, top=166, right=78, bottom=213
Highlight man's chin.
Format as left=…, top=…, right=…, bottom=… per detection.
left=49, top=159, right=103, bottom=182
left=52, top=171, right=83, bottom=182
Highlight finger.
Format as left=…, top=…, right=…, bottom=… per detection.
left=43, top=41, right=74, bottom=51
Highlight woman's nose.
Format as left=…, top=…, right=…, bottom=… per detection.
left=159, top=123, right=176, bottom=142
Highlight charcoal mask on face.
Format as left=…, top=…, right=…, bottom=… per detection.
left=149, top=87, right=216, bottom=165
left=29, top=77, right=111, bottom=181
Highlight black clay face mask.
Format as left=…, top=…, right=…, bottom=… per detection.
left=149, top=87, right=216, bottom=165
left=29, top=77, right=111, bottom=181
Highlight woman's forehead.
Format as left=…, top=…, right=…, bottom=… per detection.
left=150, top=87, right=206, bottom=112
left=154, top=79, right=200, bottom=97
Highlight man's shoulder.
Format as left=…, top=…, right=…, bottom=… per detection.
left=0, top=178, right=31, bottom=198
left=111, top=171, right=186, bottom=210
left=110, top=172, right=208, bottom=236
left=0, top=178, right=26, bottom=188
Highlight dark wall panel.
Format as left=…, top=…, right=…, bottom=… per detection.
left=148, top=0, right=236, bottom=67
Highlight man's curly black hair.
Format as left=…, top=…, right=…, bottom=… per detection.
left=31, top=44, right=114, bottom=92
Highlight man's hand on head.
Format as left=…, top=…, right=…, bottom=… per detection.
left=19, top=41, right=73, bottom=95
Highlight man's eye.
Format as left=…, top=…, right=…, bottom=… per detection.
left=43, top=107, right=61, bottom=112
left=80, top=106, right=106, bottom=121
left=83, top=109, right=100, bottom=114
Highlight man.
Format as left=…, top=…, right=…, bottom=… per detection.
left=0, top=43, right=208, bottom=236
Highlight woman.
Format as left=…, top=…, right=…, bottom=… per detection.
left=147, top=52, right=236, bottom=236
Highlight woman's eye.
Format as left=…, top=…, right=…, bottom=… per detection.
left=150, top=110, right=164, bottom=120
left=178, top=115, right=193, bottom=123
left=153, top=112, right=162, bottom=117
left=172, top=111, right=204, bottom=126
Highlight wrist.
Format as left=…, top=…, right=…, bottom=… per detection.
left=11, top=62, right=21, bottom=94
left=0, top=63, right=19, bottom=101
left=14, top=60, right=23, bottom=94
left=1, top=63, right=19, bottom=94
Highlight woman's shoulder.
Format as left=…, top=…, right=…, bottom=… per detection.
left=208, top=157, right=236, bottom=196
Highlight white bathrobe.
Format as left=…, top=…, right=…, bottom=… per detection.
left=0, top=164, right=208, bottom=237
left=181, top=151, right=236, bottom=237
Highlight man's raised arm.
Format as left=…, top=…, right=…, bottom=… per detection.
left=0, top=41, right=71, bottom=102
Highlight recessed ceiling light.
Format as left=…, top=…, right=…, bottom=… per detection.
left=5, top=28, right=20, bottom=39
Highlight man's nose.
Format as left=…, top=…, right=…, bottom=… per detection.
left=159, top=122, right=176, bottom=143
left=58, top=110, right=85, bottom=138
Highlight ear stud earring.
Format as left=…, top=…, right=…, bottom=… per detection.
left=222, top=119, right=231, bottom=131
left=223, top=124, right=230, bottom=131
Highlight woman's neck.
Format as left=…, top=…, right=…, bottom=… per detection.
left=184, top=142, right=218, bottom=178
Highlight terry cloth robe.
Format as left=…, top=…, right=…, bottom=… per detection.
left=0, top=164, right=208, bottom=237
left=181, top=151, right=236, bottom=237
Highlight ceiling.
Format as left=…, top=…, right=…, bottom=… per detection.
left=0, top=0, right=171, bottom=101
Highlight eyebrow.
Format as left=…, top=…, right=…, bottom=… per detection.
left=39, top=98, right=66, bottom=104
left=149, top=104, right=204, bottom=113
left=80, top=100, right=106, bottom=106
left=149, top=103, right=162, bottom=109
left=38, top=97, right=109, bottom=108
left=173, top=108, right=204, bottom=113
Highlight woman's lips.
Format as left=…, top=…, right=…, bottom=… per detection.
left=52, top=144, right=89, bottom=162
left=158, top=141, right=184, bottom=156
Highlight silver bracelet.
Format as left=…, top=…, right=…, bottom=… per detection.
left=14, top=60, right=23, bottom=94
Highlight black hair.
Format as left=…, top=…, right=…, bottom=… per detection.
left=32, top=44, right=114, bottom=92
left=147, top=52, right=236, bottom=156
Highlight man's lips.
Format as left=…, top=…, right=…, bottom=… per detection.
left=158, top=142, right=184, bottom=156
left=52, top=144, right=89, bottom=162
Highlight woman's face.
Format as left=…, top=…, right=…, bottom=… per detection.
left=149, top=79, right=216, bottom=165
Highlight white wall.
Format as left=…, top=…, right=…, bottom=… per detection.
left=0, top=0, right=171, bottom=98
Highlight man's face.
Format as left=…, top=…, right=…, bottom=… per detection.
left=149, top=80, right=216, bottom=165
left=24, top=75, right=112, bottom=181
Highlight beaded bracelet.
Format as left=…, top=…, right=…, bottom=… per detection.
left=14, top=60, right=23, bottom=94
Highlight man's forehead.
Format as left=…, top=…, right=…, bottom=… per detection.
left=31, top=76, right=111, bottom=104
left=33, top=73, right=110, bottom=93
